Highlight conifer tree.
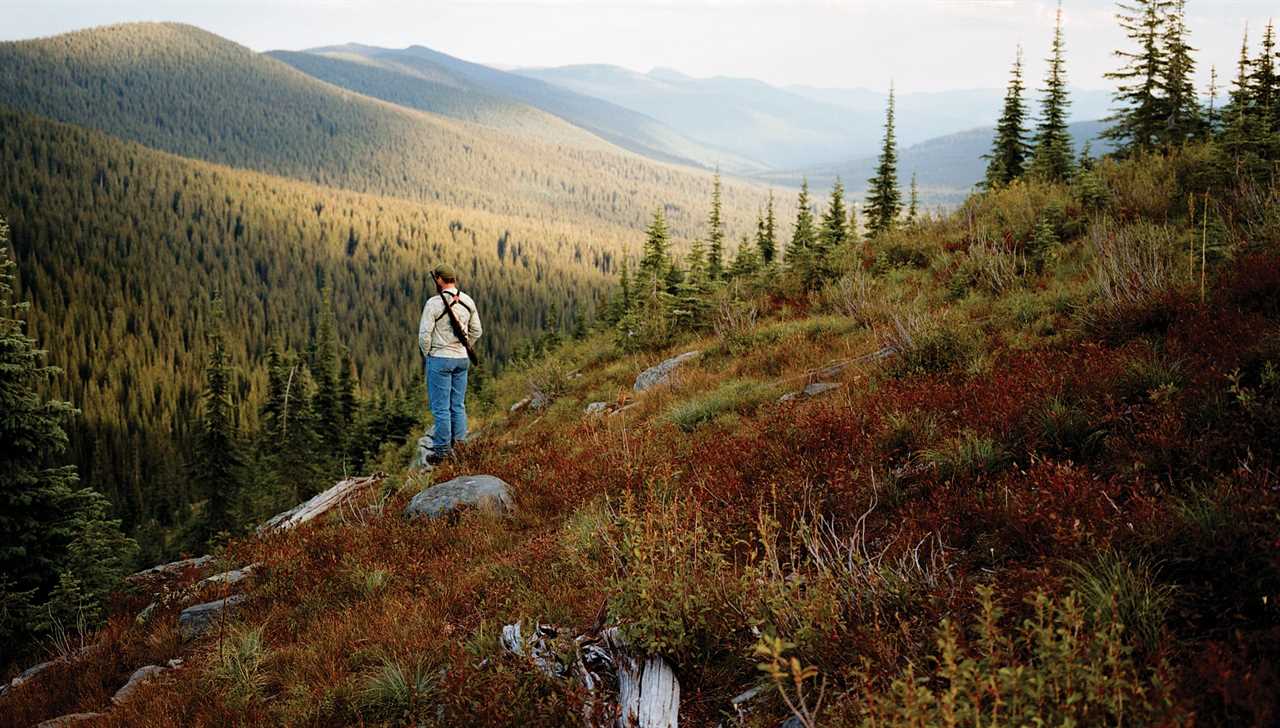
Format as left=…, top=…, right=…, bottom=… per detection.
left=1160, top=0, right=1204, bottom=145
left=1248, top=21, right=1279, bottom=158
left=757, top=191, right=777, bottom=264
left=1031, top=4, right=1076, bottom=181
left=907, top=173, right=920, bottom=223
left=984, top=46, right=1031, bottom=188
left=865, top=85, right=902, bottom=237
left=1206, top=65, right=1220, bottom=133
left=1222, top=28, right=1259, bottom=161
left=706, top=171, right=725, bottom=281
left=310, top=288, right=343, bottom=451
left=1103, top=0, right=1170, bottom=154
left=619, top=210, right=675, bottom=350
left=192, top=296, right=242, bottom=544
left=570, top=302, right=588, bottom=340
left=673, top=237, right=710, bottom=332
left=811, top=178, right=848, bottom=288
left=787, top=179, right=818, bottom=267
left=0, top=229, right=82, bottom=634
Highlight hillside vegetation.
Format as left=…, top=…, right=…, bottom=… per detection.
left=0, top=23, right=768, bottom=236
left=0, top=106, right=633, bottom=558
left=4, top=144, right=1277, bottom=726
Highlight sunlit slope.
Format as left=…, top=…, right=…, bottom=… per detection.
left=0, top=23, right=766, bottom=236
left=0, top=106, right=628, bottom=511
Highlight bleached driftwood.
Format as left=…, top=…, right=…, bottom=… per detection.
left=257, top=473, right=384, bottom=534
left=501, top=621, right=679, bottom=728
left=604, top=628, right=679, bottom=728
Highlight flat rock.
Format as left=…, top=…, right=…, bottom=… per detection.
left=0, top=658, right=57, bottom=697
left=127, top=554, right=213, bottom=583
left=36, top=713, right=104, bottom=727
left=779, top=382, right=842, bottom=403
left=584, top=401, right=610, bottom=416
left=634, top=351, right=700, bottom=393
left=179, top=595, right=247, bottom=641
left=197, top=563, right=260, bottom=589
left=112, top=664, right=169, bottom=705
left=404, top=475, right=514, bottom=520
left=510, top=396, right=532, bottom=413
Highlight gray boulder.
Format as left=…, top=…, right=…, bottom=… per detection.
left=179, top=595, right=247, bottom=641
left=404, top=475, right=514, bottom=520
left=778, top=382, right=842, bottom=403
left=112, top=664, right=169, bottom=705
left=584, top=401, right=610, bottom=416
left=634, top=351, right=700, bottom=393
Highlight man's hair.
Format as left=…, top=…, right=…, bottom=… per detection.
left=433, top=270, right=458, bottom=284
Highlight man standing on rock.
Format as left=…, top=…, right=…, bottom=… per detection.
left=418, top=264, right=482, bottom=465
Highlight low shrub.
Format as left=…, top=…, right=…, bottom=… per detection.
left=848, top=587, right=1182, bottom=726
left=208, top=625, right=270, bottom=710
left=1089, top=219, right=1187, bottom=314
left=357, top=656, right=437, bottom=725
left=1036, top=396, right=1106, bottom=460
left=667, top=378, right=776, bottom=431
left=922, top=430, right=1011, bottom=482
left=882, top=309, right=979, bottom=377
left=1067, top=550, right=1174, bottom=655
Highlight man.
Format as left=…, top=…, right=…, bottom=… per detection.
left=418, top=264, right=482, bottom=465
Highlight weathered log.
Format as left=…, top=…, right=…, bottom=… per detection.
left=257, top=473, right=384, bottom=534
left=604, top=628, right=679, bottom=728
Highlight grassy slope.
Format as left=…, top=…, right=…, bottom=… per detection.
left=3, top=149, right=1279, bottom=726
left=0, top=23, right=769, bottom=238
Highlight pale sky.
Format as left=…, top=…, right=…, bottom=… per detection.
left=1, top=0, right=1274, bottom=93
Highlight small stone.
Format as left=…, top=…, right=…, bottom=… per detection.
left=634, top=351, right=700, bottom=393
left=584, top=401, right=610, bottom=415
left=112, top=664, right=169, bottom=705
left=197, top=563, right=260, bottom=589
left=179, top=595, right=247, bottom=641
left=510, top=397, right=532, bottom=413
left=404, top=475, right=515, bottom=520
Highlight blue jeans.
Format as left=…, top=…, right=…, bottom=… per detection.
left=426, top=356, right=470, bottom=455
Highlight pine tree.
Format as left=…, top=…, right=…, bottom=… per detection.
left=907, top=173, right=920, bottom=223
left=1103, top=0, right=1170, bottom=154
left=1222, top=27, right=1259, bottom=161
left=0, top=228, right=80, bottom=633
left=1031, top=4, right=1075, bottom=181
left=1247, top=21, right=1279, bottom=158
left=786, top=179, right=818, bottom=267
left=1206, top=65, right=1220, bottom=133
left=1160, top=0, right=1204, bottom=145
left=811, top=178, right=848, bottom=288
left=619, top=209, right=676, bottom=350
left=758, top=191, right=777, bottom=264
left=570, top=302, right=588, bottom=340
left=984, top=46, right=1032, bottom=188
left=706, top=170, right=725, bottom=281
left=192, top=296, right=242, bottom=544
left=673, top=237, right=710, bottom=332
left=865, top=84, right=902, bottom=237
left=310, top=287, right=343, bottom=452
left=730, top=237, right=762, bottom=279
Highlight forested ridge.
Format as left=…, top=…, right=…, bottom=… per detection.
left=0, top=106, right=638, bottom=555
left=0, top=23, right=769, bottom=237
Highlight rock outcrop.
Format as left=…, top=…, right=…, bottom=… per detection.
left=111, top=664, right=169, bottom=705
left=584, top=401, right=610, bottom=416
left=634, top=351, right=700, bottom=393
left=179, top=595, right=247, bottom=641
left=404, top=475, right=514, bottom=520
left=36, top=713, right=104, bottom=727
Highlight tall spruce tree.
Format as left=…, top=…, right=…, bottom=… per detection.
left=619, top=209, right=675, bottom=350
left=310, top=288, right=342, bottom=453
left=1031, top=4, right=1076, bottom=181
left=758, top=191, right=777, bottom=264
left=192, top=296, right=242, bottom=544
left=1222, top=28, right=1259, bottom=161
left=1160, top=0, right=1204, bottom=145
left=706, top=170, right=725, bottom=281
left=786, top=179, right=818, bottom=267
left=985, top=46, right=1032, bottom=187
left=907, top=173, right=920, bottom=223
left=865, top=84, right=902, bottom=237
left=673, top=238, right=710, bottom=331
left=1103, top=0, right=1170, bottom=154
left=1248, top=21, right=1279, bottom=158
left=811, top=178, right=848, bottom=289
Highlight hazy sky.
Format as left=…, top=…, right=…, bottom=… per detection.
left=1, top=1, right=1274, bottom=93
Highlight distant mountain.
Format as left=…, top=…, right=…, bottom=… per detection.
left=0, top=23, right=768, bottom=237
left=518, top=63, right=1118, bottom=171
left=298, top=44, right=762, bottom=173
left=761, top=120, right=1113, bottom=207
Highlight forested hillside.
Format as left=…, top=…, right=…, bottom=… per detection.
left=0, top=23, right=768, bottom=237
left=0, top=106, right=634, bottom=555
